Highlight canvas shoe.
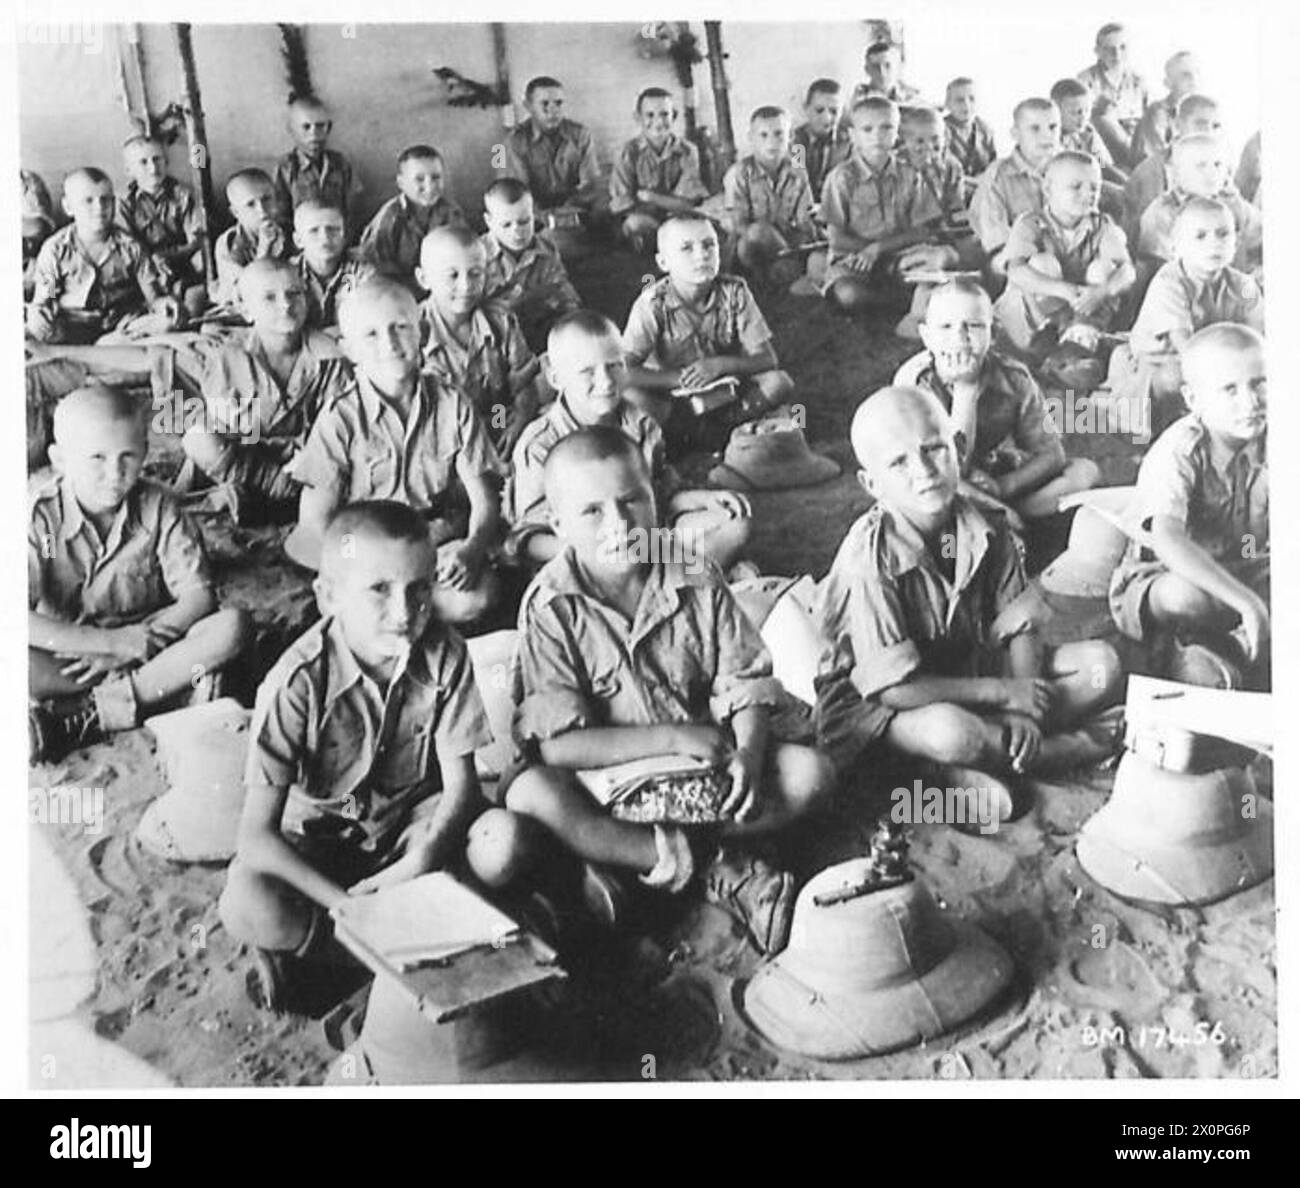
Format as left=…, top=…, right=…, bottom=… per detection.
left=28, top=695, right=103, bottom=765
left=704, top=847, right=798, bottom=955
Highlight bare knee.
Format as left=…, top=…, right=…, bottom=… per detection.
left=1056, top=639, right=1123, bottom=708
left=826, top=277, right=870, bottom=313
left=198, top=606, right=253, bottom=665
left=1029, top=251, right=1063, bottom=279
left=1148, top=573, right=1225, bottom=626
left=502, top=764, right=568, bottom=819
left=432, top=570, right=500, bottom=626
left=1063, top=457, right=1101, bottom=491
left=893, top=703, right=988, bottom=765
left=466, top=808, right=538, bottom=889
left=181, top=426, right=227, bottom=472
left=774, top=745, right=838, bottom=820
left=218, top=862, right=312, bottom=952
left=756, top=369, right=795, bottom=407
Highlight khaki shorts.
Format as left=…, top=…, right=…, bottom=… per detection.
left=1109, top=553, right=1270, bottom=640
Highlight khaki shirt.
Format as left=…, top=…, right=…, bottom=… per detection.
left=622, top=274, right=772, bottom=370
left=273, top=148, right=360, bottom=228
left=897, top=152, right=967, bottom=226
left=1138, top=186, right=1262, bottom=272
left=478, top=230, right=581, bottom=339
left=295, top=370, right=503, bottom=512
left=821, top=152, right=914, bottom=265
left=294, top=250, right=373, bottom=331
left=1130, top=261, right=1264, bottom=357
left=969, top=151, right=1047, bottom=258
left=1076, top=64, right=1150, bottom=130
left=1119, top=413, right=1268, bottom=566
left=246, top=616, right=491, bottom=853
left=504, top=118, right=602, bottom=209
left=29, top=475, right=211, bottom=627
left=1061, top=124, right=1115, bottom=170
left=117, top=177, right=203, bottom=263
left=944, top=116, right=997, bottom=180
left=27, top=225, right=161, bottom=341
left=609, top=134, right=708, bottom=215
left=894, top=348, right=1061, bottom=477
left=213, top=223, right=292, bottom=306
left=814, top=497, right=1026, bottom=766
left=722, top=155, right=815, bottom=241
left=419, top=299, right=539, bottom=435
left=512, top=550, right=783, bottom=750
left=358, top=194, right=466, bottom=286
left=791, top=123, right=853, bottom=200
left=510, top=396, right=666, bottom=527
left=196, top=327, right=349, bottom=458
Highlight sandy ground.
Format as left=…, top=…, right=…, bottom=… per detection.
left=27, top=246, right=1275, bottom=1086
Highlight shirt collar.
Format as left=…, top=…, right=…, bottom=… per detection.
left=637, top=132, right=681, bottom=160
left=1008, top=149, right=1046, bottom=179
left=533, top=546, right=712, bottom=630
left=56, top=475, right=139, bottom=546
left=660, top=275, right=722, bottom=316
left=874, top=496, right=994, bottom=592
left=353, top=368, right=430, bottom=424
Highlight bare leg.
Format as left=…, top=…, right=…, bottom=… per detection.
left=720, top=742, right=836, bottom=839
left=1012, top=458, right=1101, bottom=520
left=505, top=766, right=658, bottom=873
left=130, top=608, right=252, bottom=710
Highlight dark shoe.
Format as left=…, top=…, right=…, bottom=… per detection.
left=245, top=947, right=294, bottom=1013
left=704, top=848, right=797, bottom=956
left=28, top=695, right=103, bottom=764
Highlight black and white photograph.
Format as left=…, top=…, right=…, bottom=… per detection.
left=10, top=0, right=1291, bottom=1102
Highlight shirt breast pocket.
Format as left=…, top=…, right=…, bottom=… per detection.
left=360, top=442, right=399, bottom=499
left=380, top=717, right=435, bottom=791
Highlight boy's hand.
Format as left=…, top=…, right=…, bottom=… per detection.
left=1054, top=280, right=1086, bottom=304
left=721, top=747, right=764, bottom=823
left=1001, top=677, right=1054, bottom=723
left=57, top=652, right=127, bottom=685
left=667, top=724, right=730, bottom=765
left=1234, top=593, right=1271, bottom=663
left=437, top=541, right=484, bottom=591
left=1070, top=286, right=1110, bottom=319
left=1001, top=711, right=1043, bottom=773
left=1061, top=322, right=1102, bottom=351
left=849, top=244, right=882, bottom=273
left=347, top=848, right=428, bottom=896
left=678, top=357, right=729, bottom=389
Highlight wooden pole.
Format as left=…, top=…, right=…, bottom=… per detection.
left=703, top=22, right=735, bottom=169
left=490, top=23, right=514, bottom=127
left=173, top=23, right=217, bottom=282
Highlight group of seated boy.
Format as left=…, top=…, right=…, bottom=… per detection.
left=23, top=25, right=1270, bottom=1005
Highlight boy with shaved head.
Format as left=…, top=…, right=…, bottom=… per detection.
left=1109, top=324, right=1269, bottom=689
left=504, top=427, right=833, bottom=951
left=814, top=386, right=1122, bottom=818
left=27, top=167, right=178, bottom=343
left=221, top=500, right=528, bottom=1010
left=28, top=385, right=250, bottom=762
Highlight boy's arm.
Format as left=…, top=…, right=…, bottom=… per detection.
left=402, top=753, right=482, bottom=873
left=26, top=239, right=65, bottom=341
left=292, top=483, right=342, bottom=570
left=1004, top=218, right=1079, bottom=300
left=1148, top=514, right=1269, bottom=634
left=237, top=783, right=349, bottom=910
left=24, top=340, right=153, bottom=379
left=460, top=468, right=503, bottom=559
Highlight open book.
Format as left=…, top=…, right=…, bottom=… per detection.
left=330, top=872, right=521, bottom=972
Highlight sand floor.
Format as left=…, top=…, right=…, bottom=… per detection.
left=27, top=246, right=1276, bottom=1086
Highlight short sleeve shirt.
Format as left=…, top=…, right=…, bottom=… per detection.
left=722, top=155, right=815, bottom=241
left=898, top=152, right=967, bottom=225
left=197, top=327, right=349, bottom=453
left=504, top=119, right=602, bottom=209
left=272, top=148, right=359, bottom=227
left=821, top=152, right=914, bottom=263
left=512, top=550, right=783, bottom=749
left=1076, top=64, right=1150, bottom=129
left=117, top=176, right=203, bottom=256
left=213, top=223, right=292, bottom=306
left=478, top=231, right=581, bottom=326
left=1120, top=413, right=1267, bottom=565
left=358, top=194, right=466, bottom=284
left=968, top=152, right=1047, bottom=257
left=294, top=250, right=373, bottom=331
left=944, top=116, right=998, bottom=179
left=294, top=370, right=504, bottom=512
left=1130, top=261, right=1264, bottom=357
left=246, top=616, right=492, bottom=854
left=894, top=349, right=1061, bottom=475
left=621, top=274, right=772, bottom=370
left=814, top=497, right=1026, bottom=735
left=1061, top=124, right=1114, bottom=170
left=28, top=225, right=159, bottom=339
left=510, top=396, right=666, bottom=526
left=609, top=134, right=708, bottom=215
left=1002, top=209, right=1130, bottom=282
left=419, top=299, right=539, bottom=429
left=791, top=123, right=853, bottom=200
left=29, top=476, right=211, bottom=627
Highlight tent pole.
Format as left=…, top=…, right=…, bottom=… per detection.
left=173, top=23, right=217, bottom=282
